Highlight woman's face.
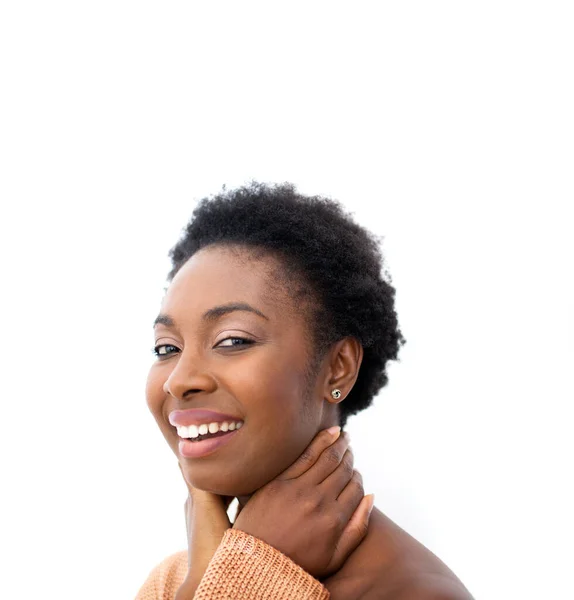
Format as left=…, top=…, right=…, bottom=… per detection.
left=146, top=244, right=332, bottom=497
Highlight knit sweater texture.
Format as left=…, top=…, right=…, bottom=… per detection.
left=135, top=528, right=330, bottom=599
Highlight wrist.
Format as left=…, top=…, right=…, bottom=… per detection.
left=174, top=576, right=200, bottom=600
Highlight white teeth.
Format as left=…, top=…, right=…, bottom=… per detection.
left=176, top=421, right=244, bottom=439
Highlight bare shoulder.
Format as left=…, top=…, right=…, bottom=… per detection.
left=369, top=574, right=475, bottom=600
left=324, top=508, right=474, bottom=600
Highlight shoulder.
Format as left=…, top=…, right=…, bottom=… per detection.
left=135, top=550, right=188, bottom=600
left=152, top=549, right=187, bottom=568
left=372, top=573, right=474, bottom=600
left=153, top=549, right=188, bottom=584
left=325, top=509, right=474, bottom=600
left=326, top=572, right=473, bottom=600
left=374, top=574, right=475, bottom=600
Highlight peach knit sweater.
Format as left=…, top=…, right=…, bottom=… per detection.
left=135, top=528, right=330, bottom=599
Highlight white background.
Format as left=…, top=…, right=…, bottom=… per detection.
left=1, top=2, right=572, bottom=599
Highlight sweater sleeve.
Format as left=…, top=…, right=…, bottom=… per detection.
left=134, top=550, right=188, bottom=600
left=193, top=528, right=330, bottom=600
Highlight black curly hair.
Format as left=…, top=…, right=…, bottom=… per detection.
left=167, top=181, right=406, bottom=428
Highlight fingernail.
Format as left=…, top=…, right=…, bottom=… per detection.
left=326, top=426, right=341, bottom=436
left=367, top=494, right=375, bottom=515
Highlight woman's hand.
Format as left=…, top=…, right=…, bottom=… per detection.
left=233, top=426, right=374, bottom=580
left=174, top=463, right=234, bottom=600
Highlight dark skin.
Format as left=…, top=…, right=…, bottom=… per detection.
left=146, top=244, right=474, bottom=600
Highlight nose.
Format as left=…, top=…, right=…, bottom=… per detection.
left=162, top=350, right=217, bottom=400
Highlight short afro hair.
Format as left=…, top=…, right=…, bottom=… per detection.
left=167, top=181, right=406, bottom=428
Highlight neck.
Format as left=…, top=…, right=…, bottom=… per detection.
left=234, top=418, right=342, bottom=513
left=237, top=494, right=251, bottom=508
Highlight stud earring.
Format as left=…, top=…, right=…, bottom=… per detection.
left=331, top=389, right=342, bottom=400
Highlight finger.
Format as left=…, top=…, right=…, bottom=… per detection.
left=277, top=426, right=342, bottom=480
left=318, top=447, right=355, bottom=497
left=184, top=497, right=191, bottom=564
left=178, top=462, right=229, bottom=525
left=335, top=469, right=365, bottom=522
left=331, top=493, right=374, bottom=568
left=179, top=463, right=190, bottom=534
left=178, top=462, right=192, bottom=494
left=298, top=433, right=351, bottom=486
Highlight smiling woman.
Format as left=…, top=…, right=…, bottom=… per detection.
left=135, top=182, right=474, bottom=600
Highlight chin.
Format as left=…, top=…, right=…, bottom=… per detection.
left=184, top=467, right=265, bottom=498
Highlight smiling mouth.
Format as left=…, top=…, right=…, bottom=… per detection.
left=183, top=429, right=232, bottom=443
left=174, top=420, right=244, bottom=442
left=177, top=424, right=241, bottom=459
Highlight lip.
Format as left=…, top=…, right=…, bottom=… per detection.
left=169, top=408, right=244, bottom=427
left=178, top=429, right=240, bottom=459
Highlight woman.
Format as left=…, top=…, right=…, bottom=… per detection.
left=136, top=182, right=474, bottom=599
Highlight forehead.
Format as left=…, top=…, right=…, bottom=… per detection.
left=161, top=245, right=292, bottom=321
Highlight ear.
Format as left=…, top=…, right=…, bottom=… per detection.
left=322, top=337, right=363, bottom=404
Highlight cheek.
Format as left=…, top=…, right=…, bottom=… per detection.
left=145, top=366, right=165, bottom=421
left=243, top=359, right=305, bottom=421
left=239, top=362, right=317, bottom=472
left=145, top=366, right=180, bottom=457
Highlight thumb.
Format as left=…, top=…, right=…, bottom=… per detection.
left=178, top=462, right=231, bottom=531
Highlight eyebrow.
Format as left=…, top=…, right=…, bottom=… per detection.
left=153, top=302, right=269, bottom=328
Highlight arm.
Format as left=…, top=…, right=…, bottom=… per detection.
left=193, top=528, right=330, bottom=600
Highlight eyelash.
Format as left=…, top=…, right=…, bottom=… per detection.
left=152, top=337, right=255, bottom=358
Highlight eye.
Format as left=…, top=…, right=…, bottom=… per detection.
left=152, top=344, right=180, bottom=358
left=216, top=336, right=255, bottom=348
